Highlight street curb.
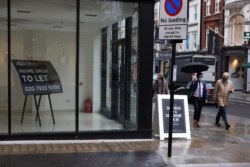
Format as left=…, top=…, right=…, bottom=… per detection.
left=229, top=98, right=250, bottom=103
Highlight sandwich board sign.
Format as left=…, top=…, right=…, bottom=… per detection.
left=157, top=94, right=191, bottom=140
left=159, top=0, right=188, bottom=40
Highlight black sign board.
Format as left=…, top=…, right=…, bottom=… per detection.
left=162, top=99, right=186, bottom=133
left=12, top=60, right=63, bottom=95
left=157, top=95, right=191, bottom=140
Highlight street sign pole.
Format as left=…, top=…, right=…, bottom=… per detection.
left=168, top=40, right=182, bottom=157
left=159, top=0, right=187, bottom=157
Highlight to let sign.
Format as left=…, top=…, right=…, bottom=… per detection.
left=159, top=0, right=188, bottom=40
left=12, top=60, right=63, bottom=95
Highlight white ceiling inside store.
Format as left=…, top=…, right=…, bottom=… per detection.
left=0, top=0, right=137, bottom=32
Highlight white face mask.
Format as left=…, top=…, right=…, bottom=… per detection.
left=197, top=75, right=203, bottom=80
left=222, top=77, right=228, bottom=82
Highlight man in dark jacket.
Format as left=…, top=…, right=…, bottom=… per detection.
left=189, top=72, right=208, bottom=128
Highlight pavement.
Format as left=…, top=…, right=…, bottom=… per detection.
left=0, top=91, right=249, bottom=167
left=229, top=90, right=250, bottom=103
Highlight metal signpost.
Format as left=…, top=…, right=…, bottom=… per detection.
left=159, top=0, right=188, bottom=157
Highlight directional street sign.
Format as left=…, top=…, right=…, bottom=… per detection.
left=159, top=0, right=188, bottom=40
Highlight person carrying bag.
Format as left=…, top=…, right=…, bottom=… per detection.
left=152, top=73, right=169, bottom=137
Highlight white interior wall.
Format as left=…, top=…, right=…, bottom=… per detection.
left=0, top=29, right=102, bottom=113
left=79, top=32, right=94, bottom=112
left=11, top=30, right=33, bottom=112
left=0, top=29, right=8, bottom=111
left=92, top=33, right=101, bottom=112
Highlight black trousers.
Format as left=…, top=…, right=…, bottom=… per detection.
left=193, top=97, right=203, bottom=122
left=216, top=106, right=228, bottom=125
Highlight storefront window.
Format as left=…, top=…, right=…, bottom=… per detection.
left=10, top=0, right=76, bottom=133
left=0, top=0, right=8, bottom=134
left=79, top=1, right=138, bottom=131
left=1, top=0, right=140, bottom=135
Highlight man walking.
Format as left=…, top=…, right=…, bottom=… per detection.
left=213, top=72, right=234, bottom=130
left=189, top=72, right=208, bottom=128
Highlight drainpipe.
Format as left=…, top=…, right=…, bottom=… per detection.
left=199, top=0, right=203, bottom=50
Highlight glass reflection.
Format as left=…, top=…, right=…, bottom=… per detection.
left=79, top=1, right=138, bottom=131
left=11, top=0, right=76, bottom=133
left=0, top=0, right=8, bottom=134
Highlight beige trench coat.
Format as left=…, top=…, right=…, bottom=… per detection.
left=213, top=79, right=234, bottom=107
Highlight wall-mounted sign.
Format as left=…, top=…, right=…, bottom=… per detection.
left=159, top=0, right=188, bottom=40
left=244, top=32, right=250, bottom=39
left=157, top=94, right=191, bottom=140
left=12, top=60, right=63, bottom=95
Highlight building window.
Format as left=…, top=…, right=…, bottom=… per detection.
left=229, top=15, right=244, bottom=45
left=118, top=20, right=126, bottom=39
left=206, top=29, right=209, bottom=48
left=193, top=33, right=197, bottom=50
left=194, top=5, right=198, bottom=21
left=215, top=26, right=219, bottom=33
left=186, top=34, right=190, bottom=50
left=206, top=0, right=211, bottom=16
left=215, top=0, right=220, bottom=13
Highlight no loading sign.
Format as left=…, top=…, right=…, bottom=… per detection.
left=159, top=0, right=188, bottom=40
left=159, top=0, right=187, bottom=26
left=164, top=0, right=182, bottom=16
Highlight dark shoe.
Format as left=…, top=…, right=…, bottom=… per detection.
left=193, top=121, right=197, bottom=128
left=215, top=123, right=222, bottom=127
left=226, top=124, right=231, bottom=130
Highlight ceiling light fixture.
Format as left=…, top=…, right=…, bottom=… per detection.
left=17, top=10, right=31, bottom=13
left=85, top=14, right=97, bottom=17
left=52, top=25, right=62, bottom=29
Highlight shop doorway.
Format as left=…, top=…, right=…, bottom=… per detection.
left=113, top=39, right=132, bottom=127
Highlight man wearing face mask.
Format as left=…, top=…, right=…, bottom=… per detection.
left=213, top=72, right=234, bottom=130
left=189, top=72, right=208, bottom=128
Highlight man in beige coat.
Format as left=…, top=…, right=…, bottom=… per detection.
left=213, top=72, right=234, bottom=130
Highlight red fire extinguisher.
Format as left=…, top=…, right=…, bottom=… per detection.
left=84, top=98, right=92, bottom=113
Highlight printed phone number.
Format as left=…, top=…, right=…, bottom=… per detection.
left=24, top=85, right=61, bottom=92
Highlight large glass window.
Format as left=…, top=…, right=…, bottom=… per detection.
left=1, top=0, right=139, bottom=135
left=206, top=0, right=211, bottom=16
left=215, top=0, right=220, bottom=13
left=194, top=5, right=197, bottom=21
left=186, top=34, right=189, bottom=50
left=11, top=0, right=76, bottom=133
left=206, top=28, right=209, bottom=48
left=79, top=1, right=138, bottom=131
left=0, top=0, right=8, bottom=134
left=229, top=15, right=244, bottom=46
left=193, top=33, right=197, bottom=50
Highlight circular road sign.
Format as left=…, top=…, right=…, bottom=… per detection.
left=164, top=0, right=183, bottom=16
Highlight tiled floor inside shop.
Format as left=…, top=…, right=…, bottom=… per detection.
left=0, top=110, right=125, bottom=133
